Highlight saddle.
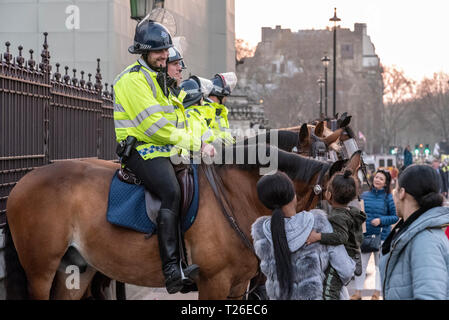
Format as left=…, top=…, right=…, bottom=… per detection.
left=117, top=164, right=195, bottom=219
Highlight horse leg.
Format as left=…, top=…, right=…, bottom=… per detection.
left=196, top=272, right=233, bottom=300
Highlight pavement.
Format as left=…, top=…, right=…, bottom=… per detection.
left=125, top=254, right=381, bottom=300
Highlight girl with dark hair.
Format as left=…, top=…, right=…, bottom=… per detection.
left=351, top=169, right=398, bottom=300
left=306, top=169, right=366, bottom=300
left=380, top=164, right=449, bottom=300
left=251, top=171, right=356, bottom=300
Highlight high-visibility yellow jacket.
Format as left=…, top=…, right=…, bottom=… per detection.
left=113, top=59, right=201, bottom=160
left=184, top=107, right=216, bottom=144
left=187, top=101, right=234, bottom=144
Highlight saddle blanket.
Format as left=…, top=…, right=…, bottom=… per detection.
left=106, top=165, right=199, bottom=235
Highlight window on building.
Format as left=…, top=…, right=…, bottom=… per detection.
left=379, top=159, right=385, bottom=168
left=280, top=63, right=285, bottom=73
left=387, top=159, right=393, bottom=167
left=341, top=44, right=354, bottom=59
left=272, top=64, right=277, bottom=73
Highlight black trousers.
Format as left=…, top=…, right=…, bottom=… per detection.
left=125, top=148, right=181, bottom=214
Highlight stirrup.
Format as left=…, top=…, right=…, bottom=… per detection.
left=179, top=261, right=199, bottom=284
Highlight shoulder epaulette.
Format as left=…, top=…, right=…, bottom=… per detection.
left=130, top=65, right=142, bottom=73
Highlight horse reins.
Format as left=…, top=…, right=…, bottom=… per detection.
left=201, top=164, right=262, bottom=299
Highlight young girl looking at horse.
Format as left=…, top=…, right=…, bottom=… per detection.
left=306, top=169, right=366, bottom=300
left=251, top=171, right=356, bottom=300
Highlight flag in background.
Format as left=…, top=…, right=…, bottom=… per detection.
left=358, top=131, right=366, bottom=142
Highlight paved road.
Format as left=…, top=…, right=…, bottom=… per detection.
left=125, top=254, right=381, bottom=300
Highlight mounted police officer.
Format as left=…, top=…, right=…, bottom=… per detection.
left=113, top=19, right=213, bottom=294
left=166, top=46, right=185, bottom=96
left=205, top=72, right=237, bottom=144
left=179, top=76, right=217, bottom=146
left=180, top=73, right=236, bottom=145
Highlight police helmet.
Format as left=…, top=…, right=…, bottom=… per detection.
left=179, top=77, right=202, bottom=108
left=209, top=72, right=237, bottom=97
left=180, top=76, right=214, bottom=108
left=168, top=47, right=186, bottom=69
left=128, top=20, right=173, bottom=54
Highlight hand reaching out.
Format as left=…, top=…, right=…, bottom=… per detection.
left=306, top=230, right=321, bottom=245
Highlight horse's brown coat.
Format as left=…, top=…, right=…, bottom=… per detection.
left=6, top=150, right=361, bottom=300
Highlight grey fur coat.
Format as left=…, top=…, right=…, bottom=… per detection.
left=251, top=209, right=356, bottom=300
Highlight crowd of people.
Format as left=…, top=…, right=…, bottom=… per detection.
left=252, top=164, right=449, bottom=300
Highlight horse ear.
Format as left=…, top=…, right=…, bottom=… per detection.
left=314, top=121, right=324, bottom=137
left=339, top=115, right=352, bottom=128
left=345, top=150, right=362, bottom=173
left=329, top=159, right=347, bottom=178
left=299, top=123, right=309, bottom=141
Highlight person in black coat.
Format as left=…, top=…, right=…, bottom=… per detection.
left=432, top=159, right=448, bottom=198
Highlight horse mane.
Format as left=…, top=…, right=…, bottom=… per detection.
left=238, top=130, right=299, bottom=153
left=215, top=144, right=329, bottom=183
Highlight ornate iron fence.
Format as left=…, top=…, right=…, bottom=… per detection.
left=0, top=33, right=117, bottom=221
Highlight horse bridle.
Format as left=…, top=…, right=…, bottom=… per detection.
left=291, top=132, right=328, bottom=160
left=304, top=164, right=330, bottom=210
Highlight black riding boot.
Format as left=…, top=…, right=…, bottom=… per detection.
left=157, top=208, right=199, bottom=294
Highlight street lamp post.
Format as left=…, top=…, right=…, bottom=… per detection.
left=329, top=8, right=341, bottom=118
left=321, top=55, right=330, bottom=117
left=317, top=78, right=325, bottom=119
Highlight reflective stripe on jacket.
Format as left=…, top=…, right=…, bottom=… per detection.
left=201, top=102, right=235, bottom=143
left=113, top=59, right=201, bottom=159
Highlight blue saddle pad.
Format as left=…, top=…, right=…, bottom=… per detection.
left=106, top=164, right=199, bottom=235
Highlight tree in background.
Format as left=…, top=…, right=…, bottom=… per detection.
left=416, top=72, right=449, bottom=143
left=381, top=65, right=416, bottom=151
left=235, top=39, right=256, bottom=64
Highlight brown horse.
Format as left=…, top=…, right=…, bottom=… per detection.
left=4, top=146, right=362, bottom=300
left=280, top=115, right=354, bottom=158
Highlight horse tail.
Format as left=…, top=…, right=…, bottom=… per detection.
left=4, top=222, right=29, bottom=299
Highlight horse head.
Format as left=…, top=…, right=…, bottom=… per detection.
left=289, top=149, right=363, bottom=211
left=278, top=122, right=327, bottom=158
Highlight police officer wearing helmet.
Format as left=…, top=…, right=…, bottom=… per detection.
left=113, top=19, right=212, bottom=294
left=166, top=46, right=185, bottom=96
left=204, top=72, right=237, bottom=144
left=179, top=76, right=217, bottom=147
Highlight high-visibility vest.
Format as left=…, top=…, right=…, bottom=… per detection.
left=113, top=58, right=201, bottom=160
left=184, top=107, right=216, bottom=144
left=188, top=101, right=234, bottom=144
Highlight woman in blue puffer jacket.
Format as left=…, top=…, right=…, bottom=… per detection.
left=351, top=169, right=398, bottom=300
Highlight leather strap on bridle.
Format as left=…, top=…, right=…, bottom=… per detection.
left=360, top=156, right=372, bottom=190
left=201, top=164, right=262, bottom=299
left=202, top=164, right=255, bottom=251
left=304, top=164, right=330, bottom=210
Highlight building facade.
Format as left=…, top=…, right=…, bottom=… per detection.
left=237, top=23, right=384, bottom=153
left=0, top=0, right=235, bottom=84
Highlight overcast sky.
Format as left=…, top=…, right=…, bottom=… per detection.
left=235, top=0, right=449, bottom=82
